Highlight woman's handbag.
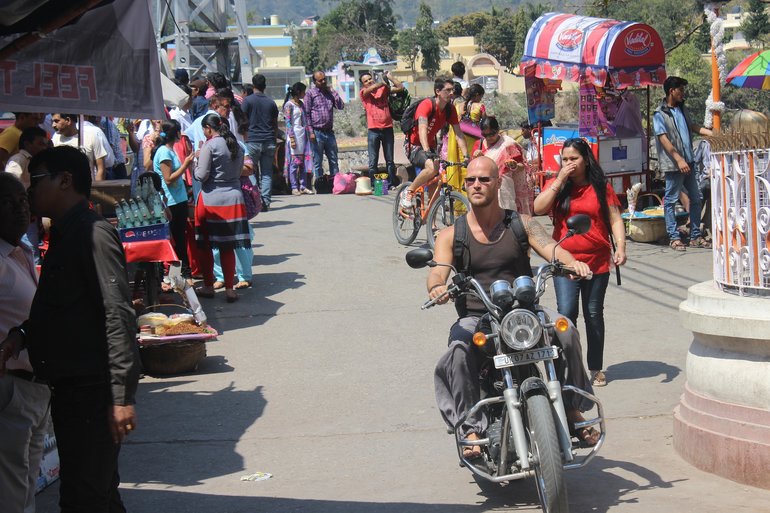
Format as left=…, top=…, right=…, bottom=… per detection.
left=241, top=175, right=262, bottom=219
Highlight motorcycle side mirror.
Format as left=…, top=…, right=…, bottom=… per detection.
left=405, top=248, right=436, bottom=269
left=566, top=214, right=591, bottom=235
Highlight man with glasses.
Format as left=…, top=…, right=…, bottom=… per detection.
left=242, top=73, right=279, bottom=211
left=304, top=71, right=345, bottom=185
left=400, top=79, right=469, bottom=213
left=426, top=156, right=599, bottom=454
left=1, top=146, right=139, bottom=512
left=653, top=75, right=712, bottom=251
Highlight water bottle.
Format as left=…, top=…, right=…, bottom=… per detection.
left=374, top=179, right=383, bottom=196
left=120, top=199, right=134, bottom=228
left=128, top=199, right=143, bottom=227
left=135, top=196, right=152, bottom=225
left=151, top=193, right=166, bottom=224
left=114, top=202, right=127, bottom=229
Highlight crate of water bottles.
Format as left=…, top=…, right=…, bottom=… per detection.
left=115, top=180, right=171, bottom=242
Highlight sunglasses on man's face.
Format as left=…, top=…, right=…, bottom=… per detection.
left=464, top=176, right=493, bottom=185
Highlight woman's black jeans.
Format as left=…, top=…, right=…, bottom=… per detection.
left=168, top=202, right=191, bottom=278
left=553, top=272, right=610, bottom=371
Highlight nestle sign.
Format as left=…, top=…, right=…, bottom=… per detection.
left=624, top=29, right=652, bottom=56
left=556, top=29, right=583, bottom=52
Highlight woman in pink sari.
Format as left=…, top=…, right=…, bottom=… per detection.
left=471, top=116, right=533, bottom=215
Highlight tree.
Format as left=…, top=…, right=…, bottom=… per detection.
left=740, top=0, right=770, bottom=48
left=665, top=41, right=712, bottom=119
left=292, top=35, right=322, bottom=72
left=586, top=0, right=702, bottom=50
left=396, top=28, right=421, bottom=72
left=415, top=3, right=441, bottom=78
left=291, top=0, right=399, bottom=72
left=437, top=12, right=493, bottom=41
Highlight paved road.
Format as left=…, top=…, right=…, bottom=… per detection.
left=38, top=192, right=770, bottom=512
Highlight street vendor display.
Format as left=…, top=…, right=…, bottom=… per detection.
left=520, top=13, right=668, bottom=195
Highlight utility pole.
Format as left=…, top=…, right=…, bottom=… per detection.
left=155, top=0, right=260, bottom=84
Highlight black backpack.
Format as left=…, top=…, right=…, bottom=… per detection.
left=452, top=210, right=530, bottom=275
left=388, top=88, right=411, bottom=122
left=399, top=98, right=451, bottom=135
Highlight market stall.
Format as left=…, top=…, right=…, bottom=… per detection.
left=520, top=12, right=667, bottom=196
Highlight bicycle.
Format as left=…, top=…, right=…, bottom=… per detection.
left=392, top=159, right=471, bottom=248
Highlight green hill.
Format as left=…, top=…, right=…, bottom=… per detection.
left=246, top=0, right=528, bottom=27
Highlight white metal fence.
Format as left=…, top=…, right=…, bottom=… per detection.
left=710, top=140, right=770, bottom=296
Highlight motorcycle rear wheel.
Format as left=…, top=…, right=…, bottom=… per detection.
left=526, top=393, right=568, bottom=513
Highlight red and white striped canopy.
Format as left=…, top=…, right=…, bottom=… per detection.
left=520, top=13, right=667, bottom=88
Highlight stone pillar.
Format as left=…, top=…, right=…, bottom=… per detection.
left=675, top=281, right=770, bottom=489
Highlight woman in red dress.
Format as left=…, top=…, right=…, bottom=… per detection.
left=533, top=138, right=627, bottom=387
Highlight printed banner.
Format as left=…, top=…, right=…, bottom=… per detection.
left=525, top=76, right=556, bottom=124
left=0, top=0, right=165, bottom=118
left=579, top=78, right=613, bottom=137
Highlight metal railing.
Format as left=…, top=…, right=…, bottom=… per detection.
left=709, top=130, right=770, bottom=296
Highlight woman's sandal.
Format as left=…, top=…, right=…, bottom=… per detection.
left=669, top=239, right=687, bottom=252
left=194, top=287, right=215, bottom=298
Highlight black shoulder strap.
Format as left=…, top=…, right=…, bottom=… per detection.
left=504, top=209, right=529, bottom=255
left=452, top=214, right=470, bottom=273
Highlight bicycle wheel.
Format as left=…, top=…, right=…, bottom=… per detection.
left=392, top=182, right=421, bottom=245
left=426, top=190, right=470, bottom=249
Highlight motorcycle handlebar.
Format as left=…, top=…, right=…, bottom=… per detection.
left=421, top=276, right=501, bottom=316
left=421, top=265, right=591, bottom=312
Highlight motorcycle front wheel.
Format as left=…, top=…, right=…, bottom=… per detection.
left=526, top=393, right=568, bottom=513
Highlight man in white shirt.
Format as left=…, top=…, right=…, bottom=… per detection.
left=169, top=96, right=193, bottom=133
left=0, top=173, right=51, bottom=513
left=50, top=113, right=114, bottom=181
left=4, top=127, right=49, bottom=189
left=83, top=117, right=115, bottom=179
left=451, top=61, right=468, bottom=90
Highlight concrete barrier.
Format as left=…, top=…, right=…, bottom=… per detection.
left=674, top=281, right=770, bottom=489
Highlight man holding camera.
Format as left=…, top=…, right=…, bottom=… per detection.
left=359, top=70, right=404, bottom=189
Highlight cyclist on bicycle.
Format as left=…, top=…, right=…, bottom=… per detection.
left=400, top=79, right=469, bottom=213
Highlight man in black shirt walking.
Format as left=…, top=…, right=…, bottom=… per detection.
left=0, top=146, right=140, bottom=512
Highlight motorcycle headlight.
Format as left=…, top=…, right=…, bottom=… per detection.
left=500, top=308, right=542, bottom=350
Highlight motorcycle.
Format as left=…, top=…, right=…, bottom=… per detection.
left=405, top=214, right=605, bottom=513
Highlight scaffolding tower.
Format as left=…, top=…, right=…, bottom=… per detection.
left=155, top=0, right=260, bottom=84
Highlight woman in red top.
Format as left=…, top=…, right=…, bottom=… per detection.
left=533, top=138, right=627, bottom=387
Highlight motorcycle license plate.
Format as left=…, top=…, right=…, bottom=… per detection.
left=493, top=346, right=559, bottom=369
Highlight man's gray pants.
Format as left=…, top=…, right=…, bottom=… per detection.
left=0, top=375, right=52, bottom=513
left=434, top=311, right=594, bottom=437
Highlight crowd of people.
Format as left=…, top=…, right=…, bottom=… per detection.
left=0, top=61, right=717, bottom=512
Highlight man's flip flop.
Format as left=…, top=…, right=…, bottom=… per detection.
left=573, top=427, right=600, bottom=447
left=462, top=446, right=482, bottom=459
